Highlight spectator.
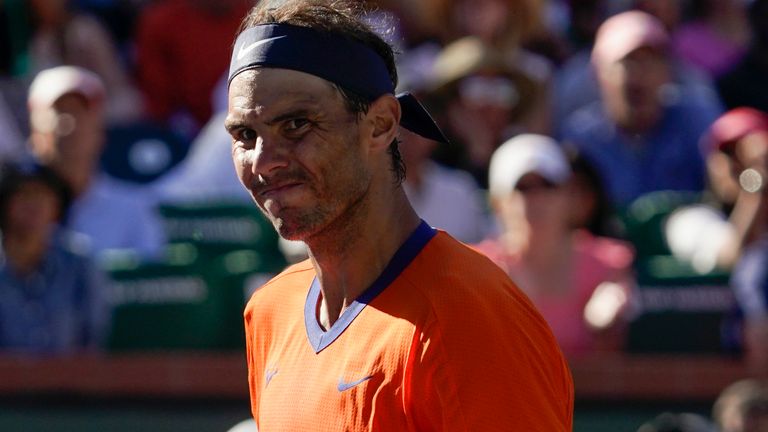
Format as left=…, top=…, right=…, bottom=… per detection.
left=0, top=162, right=109, bottom=353
left=717, top=0, right=768, bottom=113
left=553, top=3, right=722, bottom=139
left=0, top=0, right=143, bottom=123
left=400, top=128, right=489, bottom=244
left=561, top=10, right=719, bottom=210
left=567, top=148, right=622, bottom=238
left=664, top=107, right=768, bottom=367
left=426, top=36, right=541, bottom=187
left=423, top=0, right=545, bottom=52
left=422, top=0, right=554, bottom=134
left=27, top=66, right=166, bottom=261
left=713, top=379, right=768, bottom=432
left=135, top=0, right=251, bottom=138
left=666, top=108, right=768, bottom=273
left=474, top=134, right=635, bottom=356
left=670, top=0, right=750, bottom=79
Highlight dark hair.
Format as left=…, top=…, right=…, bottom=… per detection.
left=0, top=162, right=72, bottom=232
left=237, top=0, right=406, bottom=185
left=566, top=148, right=618, bottom=237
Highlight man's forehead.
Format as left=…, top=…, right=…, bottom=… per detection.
left=230, top=68, right=336, bottom=95
left=228, top=69, right=339, bottom=107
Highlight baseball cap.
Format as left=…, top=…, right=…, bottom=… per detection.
left=28, top=66, right=105, bottom=111
left=488, top=134, right=571, bottom=197
left=705, top=107, right=768, bottom=153
left=592, top=10, right=669, bottom=66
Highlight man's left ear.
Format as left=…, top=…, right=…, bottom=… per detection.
left=367, top=94, right=401, bottom=151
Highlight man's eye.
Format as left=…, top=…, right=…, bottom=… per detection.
left=239, top=129, right=257, bottom=141
left=285, top=118, right=310, bottom=131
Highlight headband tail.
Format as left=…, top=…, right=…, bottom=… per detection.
left=396, top=92, right=449, bottom=144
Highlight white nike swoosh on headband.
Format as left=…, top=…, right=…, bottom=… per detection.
left=237, top=35, right=287, bottom=61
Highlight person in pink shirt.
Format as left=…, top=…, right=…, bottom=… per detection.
left=474, top=134, right=636, bottom=356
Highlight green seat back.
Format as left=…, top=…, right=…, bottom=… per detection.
left=627, top=255, right=734, bottom=353
left=105, top=243, right=281, bottom=351
left=621, top=191, right=702, bottom=258
left=158, top=201, right=287, bottom=270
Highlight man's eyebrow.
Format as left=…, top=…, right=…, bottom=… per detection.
left=224, top=117, right=245, bottom=133
left=265, top=108, right=316, bottom=126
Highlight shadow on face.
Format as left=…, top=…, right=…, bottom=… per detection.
left=597, top=47, right=671, bottom=133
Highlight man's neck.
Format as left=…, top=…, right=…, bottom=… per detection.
left=307, top=188, right=420, bottom=330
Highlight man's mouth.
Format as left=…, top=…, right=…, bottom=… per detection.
left=258, top=181, right=303, bottom=199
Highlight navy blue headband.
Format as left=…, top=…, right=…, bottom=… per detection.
left=228, top=23, right=448, bottom=144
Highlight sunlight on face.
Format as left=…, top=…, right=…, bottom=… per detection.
left=226, top=69, right=372, bottom=241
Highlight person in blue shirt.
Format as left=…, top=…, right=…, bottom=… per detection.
left=0, top=162, right=109, bottom=353
left=561, top=11, right=721, bottom=211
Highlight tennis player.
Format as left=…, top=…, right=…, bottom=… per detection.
left=225, top=1, right=574, bottom=430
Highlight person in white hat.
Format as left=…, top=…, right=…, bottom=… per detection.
left=475, top=133, right=636, bottom=356
left=27, top=65, right=166, bottom=260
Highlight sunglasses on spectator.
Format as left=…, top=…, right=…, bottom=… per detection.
left=458, top=76, right=520, bottom=109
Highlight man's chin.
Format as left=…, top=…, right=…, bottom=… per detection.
left=272, top=217, right=311, bottom=242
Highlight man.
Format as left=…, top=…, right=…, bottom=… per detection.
left=27, top=66, right=166, bottom=259
left=136, top=0, right=251, bottom=135
left=225, top=1, right=573, bottom=430
left=561, top=10, right=720, bottom=210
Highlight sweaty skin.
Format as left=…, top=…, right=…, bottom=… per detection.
left=226, top=67, right=418, bottom=328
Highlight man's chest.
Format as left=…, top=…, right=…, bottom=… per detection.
left=254, top=316, right=417, bottom=431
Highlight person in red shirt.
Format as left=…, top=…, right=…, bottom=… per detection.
left=135, top=0, right=251, bottom=135
left=225, top=1, right=574, bottom=430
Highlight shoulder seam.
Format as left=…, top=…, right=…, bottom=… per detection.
left=260, top=263, right=314, bottom=289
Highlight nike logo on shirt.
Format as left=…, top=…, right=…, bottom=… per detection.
left=237, top=36, right=287, bottom=60
left=265, top=368, right=279, bottom=388
left=337, top=375, right=373, bottom=392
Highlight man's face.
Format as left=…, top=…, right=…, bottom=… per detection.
left=226, top=68, right=372, bottom=241
left=597, top=47, right=670, bottom=132
left=5, top=180, right=60, bottom=239
left=495, top=172, right=569, bottom=236
left=30, top=93, right=104, bottom=180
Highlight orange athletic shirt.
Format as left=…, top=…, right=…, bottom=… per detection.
left=243, top=221, right=574, bottom=431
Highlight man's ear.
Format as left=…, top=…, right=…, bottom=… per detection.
left=365, top=94, right=401, bottom=152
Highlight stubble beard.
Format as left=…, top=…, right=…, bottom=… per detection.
left=258, top=165, right=371, bottom=250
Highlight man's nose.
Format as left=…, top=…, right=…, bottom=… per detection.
left=251, top=136, right=289, bottom=177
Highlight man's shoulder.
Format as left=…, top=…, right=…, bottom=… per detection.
left=245, top=260, right=315, bottom=310
left=406, top=232, right=572, bottom=410
left=408, top=232, right=525, bottom=304
left=418, top=231, right=502, bottom=271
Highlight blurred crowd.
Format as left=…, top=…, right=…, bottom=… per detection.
left=1, top=0, right=768, bottom=429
